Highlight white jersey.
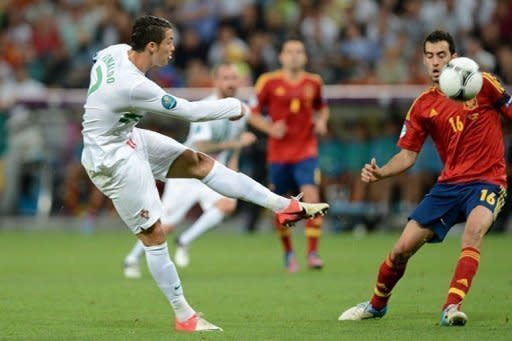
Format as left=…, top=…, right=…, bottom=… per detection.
left=81, top=44, right=242, bottom=171
left=184, top=94, right=249, bottom=165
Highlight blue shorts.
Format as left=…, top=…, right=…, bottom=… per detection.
left=269, top=157, right=320, bottom=195
left=410, top=182, right=506, bottom=243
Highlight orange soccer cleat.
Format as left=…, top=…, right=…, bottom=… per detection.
left=276, top=194, right=329, bottom=227
left=175, top=313, right=223, bottom=332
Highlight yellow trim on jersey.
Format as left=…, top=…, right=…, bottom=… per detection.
left=254, top=71, right=283, bottom=94
left=483, top=72, right=505, bottom=94
left=405, top=86, right=436, bottom=120
left=303, top=72, right=324, bottom=85
left=448, top=287, right=466, bottom=299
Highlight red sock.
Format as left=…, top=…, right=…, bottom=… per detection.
left=369, top=254, right=407, bottom=310
left=306, top=216, right=323, bottom=254
left=275, top=217, right=293, bottom=253
left=443, top=247, right=480, bottom=309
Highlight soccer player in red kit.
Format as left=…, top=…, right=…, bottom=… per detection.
left=339, top=30, right=512, bottom=326
left=250, top=38, right=330, bottom=272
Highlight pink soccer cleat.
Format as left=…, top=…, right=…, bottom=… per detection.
left=276, top=194, right=329, bottom=227
left=307, top=252, right=324, bottom=270
left=284, top=251, right=299, bottom=273
left=175, top=313, right=223, bottom=332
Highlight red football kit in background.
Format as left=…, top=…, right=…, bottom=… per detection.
left=252, top=71, right=327, bottom=163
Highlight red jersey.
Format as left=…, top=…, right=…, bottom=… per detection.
left=252, top=71, right=327, bottom=163
left=398, top=73, right=512, bottom=187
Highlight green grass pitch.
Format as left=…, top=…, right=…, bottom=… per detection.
left=1, top=229, right=511, bottom=340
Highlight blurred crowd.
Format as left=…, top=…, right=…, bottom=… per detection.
left=1, top=0, right=511, bottom=88
left=1, top=0, right=512, bottom=233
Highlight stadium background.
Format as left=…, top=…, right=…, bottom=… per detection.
left=1, top=1, right=512, bottom=339
left=1, top=0, right=511, bottom=233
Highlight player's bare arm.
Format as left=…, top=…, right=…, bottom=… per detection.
left=194, top=132, right=256, bottom=154
left=314, top=106, right=330, bottom=136
left=248, top=114, right=286, bottom=139
left=361, top=149, right=418, bottom=183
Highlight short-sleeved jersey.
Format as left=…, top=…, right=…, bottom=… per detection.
left=398, top=73, right=511, bottom=186
left=185, top=94, right=248, bottom=165
left=81, top=44, right=240, bottom=170
left=252, top=71, right=327, bottom=163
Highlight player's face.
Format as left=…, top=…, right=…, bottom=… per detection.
left=423, top=41, right=455, bottom=83
left=214, top=64, right=240, bottom=98
left=279, top=41, right=307, bottom=72
left=153, top=29, right=175, bottom=67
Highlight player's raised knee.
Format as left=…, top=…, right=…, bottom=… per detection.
left=139, top=222, right=167, bottom=246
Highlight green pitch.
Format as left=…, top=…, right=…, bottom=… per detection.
left=1, top=229, right=511, bottom=340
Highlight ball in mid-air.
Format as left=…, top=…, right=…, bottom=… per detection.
left=439, top=57, right=483, bottom=101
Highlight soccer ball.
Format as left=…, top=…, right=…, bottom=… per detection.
left=439, top=57, right=483, bottom=101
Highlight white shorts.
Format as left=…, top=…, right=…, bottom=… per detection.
left=160, top=178, right=225, bottom=226
left=83, top=128, right=187, bottom=234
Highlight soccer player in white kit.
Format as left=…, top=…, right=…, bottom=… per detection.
left=123, top=62, right=256, bottom=272
left=81, top=16, right=329, bottom=333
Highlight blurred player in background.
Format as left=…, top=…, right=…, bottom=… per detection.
left=82, top=16, right=328, bottom=333
left=123, top=62, right=256, bottom=273
left=339, top=30, right=512, bottom=326
left=250, top=37, right=330, bottom=272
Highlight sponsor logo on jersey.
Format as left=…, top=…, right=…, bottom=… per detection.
left=429, top=108, right=439, bottom=117
left=161, top=94, right=177, bottom=109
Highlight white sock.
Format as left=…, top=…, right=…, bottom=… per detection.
left=201, top=162, right=289, bottom=212
left=143, top=242, right=195, bottom=322
left=125, top=240, right=145, bottom=264
left=178, top=207, right=224, bottom=246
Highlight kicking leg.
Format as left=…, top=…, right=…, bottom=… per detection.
left=167, top=150, right=328, bottom=226
left=339, top=220, right=434, bottom=320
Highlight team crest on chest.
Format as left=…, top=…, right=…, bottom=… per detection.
left=274, top=87, right=286, bottom=96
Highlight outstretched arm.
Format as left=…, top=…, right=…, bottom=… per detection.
left=195, top=132, right=256, bottom=154
left=248, top=113, right=286, bottom=139
left=362, top=149, right=418, bottom=183
left=129, top=79, right=243, bottom=122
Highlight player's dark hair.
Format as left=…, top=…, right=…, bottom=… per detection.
left=279, top=34, right=304, bottom=52
left=130, top=15, right=173, bottom=52
left=423, top=30, right=456, bottom=55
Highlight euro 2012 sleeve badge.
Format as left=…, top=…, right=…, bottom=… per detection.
left=161, top=94, right=177, bottom=109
